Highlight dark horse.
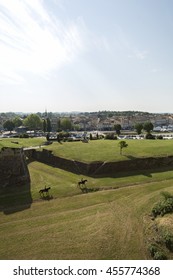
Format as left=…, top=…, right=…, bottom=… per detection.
left=77, top=179, right=88, bottom=187
left=39, top=186, right=51, bottom=196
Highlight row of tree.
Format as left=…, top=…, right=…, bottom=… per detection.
left=114, top=122, right=154, bottom=135
left=3, top=114, right=73, bottom=132
left=3, top=113, right=154, bottom=134
left=134, top=122, right=154, bottom=134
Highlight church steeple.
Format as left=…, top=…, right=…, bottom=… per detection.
left=45, top=108, right=48, bottom=118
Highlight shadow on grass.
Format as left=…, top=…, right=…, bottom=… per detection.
left=92, top=166, right=173, bottom=179
left=125, top=155, right=137, bottom=160
left=0, top=182, right=33, bottom=215
left=79, top=187, right=100, bottom=193
left=39, top=194, right=53, bottom=201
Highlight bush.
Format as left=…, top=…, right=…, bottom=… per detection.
left=153, top=251, right=167, bottom=260
left=145, top=133, right=155, bottom=139
left=161, top=191, right=173, bottom=200
left=105, top=133, right=117, bottom=140
left=148, top=244, right=158, bottom=258
left=156, top=135, right=163, bottom=140
left=148, top=244, right=167, bottom=260
left=152, top=198, right=173, bottom=217
left=163, top=232, right=173, bottom=251
left=152, top=192, right=173, bottom=217
left=19, top=133, right=29, bottom=138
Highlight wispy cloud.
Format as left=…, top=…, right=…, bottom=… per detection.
left=134, top=49, right=148, bottom=60
left=0, top=0, right=85, bottom=84
left=151, top=67, right=161, bottom=73
left=113, top=25, right=149, bottom=61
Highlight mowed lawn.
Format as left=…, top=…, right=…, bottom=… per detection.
left=1, top=138, right=173, bottom=162
left=41, top=139, right=173, bottom=162
left=1, top=161, right=173, bottom=259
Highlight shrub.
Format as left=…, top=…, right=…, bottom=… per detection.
left=152, top=192, right=173, bottom=217
left=153, top=251, right=167, bottom=260
left=148, top=244, right=158, bottom=258
left=145, top=133, right=155, bottom=139
left=19, top=133, right=29, bottom=138
left=105, top=133, right=117, bottom=140
left=161, top=191, right=173, bottom=200
left=148, top=244, right=167, bottom=260
left=163, top=232, right=173, bottom=251
left=156, top=135, right=163, bottom=140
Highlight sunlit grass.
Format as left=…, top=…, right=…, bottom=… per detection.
left=1, top=138, right=173, bottom=162
left=44, top=139, right=173, bottom=162
left=1, top=161, right=173, bottom=259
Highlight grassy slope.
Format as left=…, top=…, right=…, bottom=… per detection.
left=1, top=161, right=173, bottom=259
left=0, top=138, right=44, bottom=149
left=42, top=139, right=173, bottom=162
left=1, top=138, right=173, bottom=162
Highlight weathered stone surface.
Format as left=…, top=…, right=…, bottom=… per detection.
left=0, top=147, right=30, bottom=188
left=25, top=149, right=173, bottom=176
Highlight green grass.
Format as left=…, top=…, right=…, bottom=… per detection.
left=1, top=161, right=173, bottom=259
left=42, top=139, right=173, bottom=162
left=1, top=138, right=173, bottom=259
left=1, top=138, right=173, bottom=162
left=0, top=137, right=44, bottom=149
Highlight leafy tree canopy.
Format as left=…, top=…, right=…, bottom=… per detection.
left=118, top=140, right=128, bottom=155
left=135, top=123, right=143, bottom=135
left=143, top=121, right=154, bottom=133
left=3, top=120, right=15, bottom=131
left=23, top=114, right=42, bottom=130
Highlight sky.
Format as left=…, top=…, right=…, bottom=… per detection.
left=0, top=0, right=173, bottom=113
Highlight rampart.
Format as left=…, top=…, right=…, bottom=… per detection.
left=0, top=147, right=30, bottom=188
left=25, top=148, right=173, bottom=176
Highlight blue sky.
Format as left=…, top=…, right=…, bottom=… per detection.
left=0, top=0, right=173, bottom=113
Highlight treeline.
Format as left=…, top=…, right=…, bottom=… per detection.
left=2, top=113, right=74, bottom=132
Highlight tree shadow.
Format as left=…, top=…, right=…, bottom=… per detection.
left=0, top=182, right=32, bottom=215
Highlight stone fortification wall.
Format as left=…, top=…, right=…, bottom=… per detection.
left=0, top=147, right=30, bottom=188
left=27, top=149, right=173, bottom=176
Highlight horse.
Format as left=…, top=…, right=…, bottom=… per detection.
left=39, top=186, right=51, bottom=196
left=77, top=179, right=88, bottom=187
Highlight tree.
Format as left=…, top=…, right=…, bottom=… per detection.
left=3, top=120, right=15, bottom=131
left=23, top=114, right=42, bottom=130
left=57, top=118, right=61, bottom=132
left=135, top=123, right=143, bottom=135
left=143, top=121, right=154, bottom=134
left=60, top=118, right=73, bottom=131
left=118, top=140, right=128, bottom=155
left=13, top=117, right=23, bottom=128
left=114, top=124, right=121, bottom=136
left=43, top=119, right=47, bottom=133
left=46, top=118, right=52, bottom=132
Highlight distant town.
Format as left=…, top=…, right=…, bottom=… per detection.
left=1, top=111, right=173, bottom=138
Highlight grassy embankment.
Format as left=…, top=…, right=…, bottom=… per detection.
left=1, top=138, right=173, bottom=259
left=1, top=137, right=173, bottom=161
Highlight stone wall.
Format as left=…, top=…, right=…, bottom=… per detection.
left=0, top=147, right=30, bottom=188
left=26, top=148, right=173, bottom=176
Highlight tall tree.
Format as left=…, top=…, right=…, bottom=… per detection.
left=3, top=120, right=15, bottom=131
left=46, top=118, right=52, bottom=132
left=23, top=114, right=42, bottom=130
left=60, top=118, right=72, bottom=131
left=143, top=121, right=154, bottom=134
left=135, top=123, right=143, bottom=135
left=114, top=124, right=121, bottom=136
left=13, top=117, right=23, bottom=127
left=43, top=119, right=47, bottom=133
left=57, top=118, right=61, bottom=132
